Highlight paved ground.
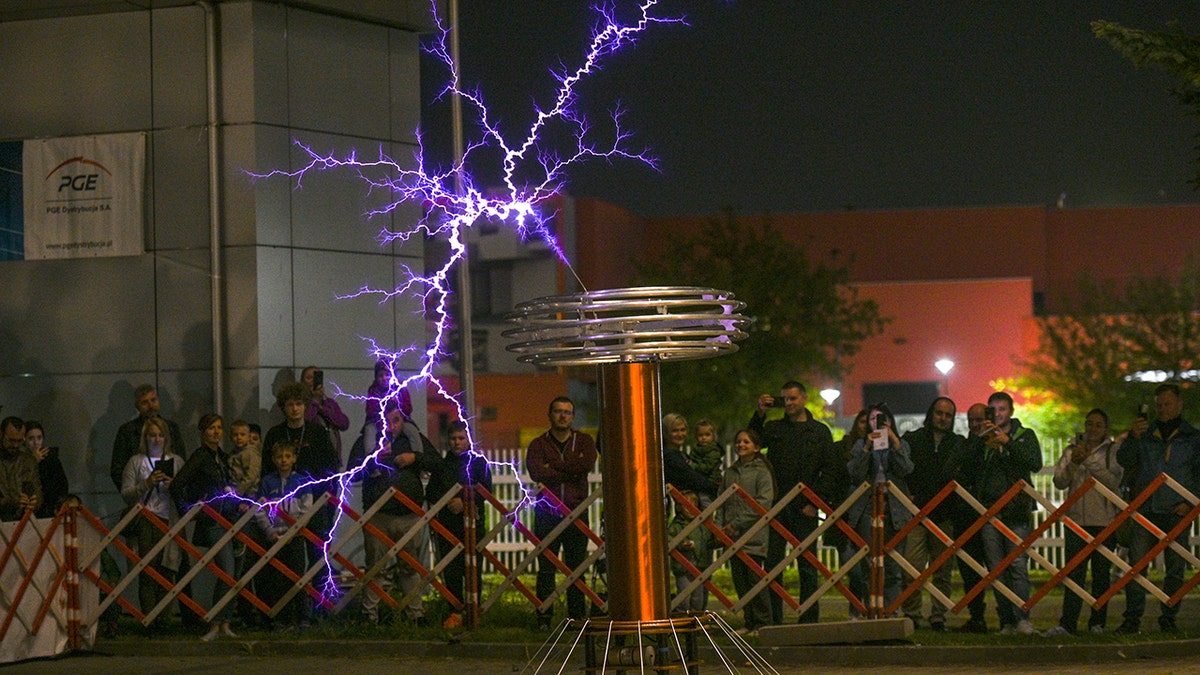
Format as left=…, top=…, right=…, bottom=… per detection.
left=5, top=654, right=1200, bottom=675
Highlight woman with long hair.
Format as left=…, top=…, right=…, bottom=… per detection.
left=23, top=421, right=68, bottom=519
left=844, top=406, right=913, bottom=616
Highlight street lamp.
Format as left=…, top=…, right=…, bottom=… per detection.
left=819, top=388, right=841, bottom=407
left=935, top=358, right=954, bottom=395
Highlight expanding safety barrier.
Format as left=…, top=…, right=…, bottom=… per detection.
left=3, top=470, right=1199, bottom=662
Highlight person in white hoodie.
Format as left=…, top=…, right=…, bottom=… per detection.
left=1043, top=409, right=1123, bottom=636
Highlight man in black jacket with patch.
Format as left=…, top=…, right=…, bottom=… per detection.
left=749, top=381, right=845, bottom=624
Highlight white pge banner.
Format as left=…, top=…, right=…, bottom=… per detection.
left=22, top=132, right=146, bottom=260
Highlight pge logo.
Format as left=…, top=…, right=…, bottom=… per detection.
left=45, top=156, right=112, bottom=193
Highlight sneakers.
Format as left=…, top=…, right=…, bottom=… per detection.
left=1041, top=625, right=1072, bottom=637
left=443, top=612, right=464, bottom=629
left=1088, top=625, right=1106, bottom=635
left=1015, top=620, right=1035, bottom=635
left=1159, top=619, right=1179, bottom=635
left=998, top=624, right=1016, bottom=636
left=1114, top=621, right=1141, bottom=635
left=200, top=625, right=220, bottom=642
left=221, top=624, right=238, bottom=638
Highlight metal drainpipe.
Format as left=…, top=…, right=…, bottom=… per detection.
left=198, top=0, right=224, bottom=414
left=449, top=0, right=475, bottom=430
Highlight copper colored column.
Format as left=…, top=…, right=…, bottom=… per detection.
left=599, top=361, right=670, bottom=622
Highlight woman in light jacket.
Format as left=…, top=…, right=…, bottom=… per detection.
left=120, top=415, right=183, bottom=618
left=717, top=429, right=774, bottom=634
left=1044, top=408, right=1122, bottom=636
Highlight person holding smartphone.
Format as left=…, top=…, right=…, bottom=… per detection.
left=961, top=391, right=1042, bottom=636
left=1044, top=409, right=1122, bottom=636
left=1115, top=383, right=1200, bottom=635
left=121, top=415, right=184, bottom=618
left=301, top=366, right=350, bottom=469
left=0, top=417, right=41, bottom=521
left=843, top=405, right=913, bottom=615
left=748, top=381, right=845, bottom=625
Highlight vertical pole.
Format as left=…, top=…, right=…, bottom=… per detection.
left=870, top=482, right=885, bottom=619
left=65, top=505, right=79, bottom=650
left=449, top=0, right=476, bottom=424
left=599, top=362, right=670, bottom=622
left=465, top=485, right=479, bottom=629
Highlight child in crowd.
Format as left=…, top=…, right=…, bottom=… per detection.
left=227, top=419, right=263, bottom=628
left=689, top=419, right=724, bottom=506
left=668, top=489, right=711, bottom=612
left=248, top=423, right=263, bottom=455
left=255, top=441, right=314, bottom=631
left=717, top=429, right=774, bottom=635
left=227, top=420, right=261, bottom=498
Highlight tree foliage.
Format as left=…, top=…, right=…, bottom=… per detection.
left=1022, top=261, right=1200, bottom=428
left=635, top=211, right=887, bottom=437
left=1093, top=20, right=1200, bottom=188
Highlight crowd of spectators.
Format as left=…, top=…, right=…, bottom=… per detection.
left=657, top=381, right=1199, bottom=639
left=2, top=372, right=1196, bottom=641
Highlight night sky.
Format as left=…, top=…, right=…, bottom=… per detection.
left=420, top=1, right=1200, bottom=218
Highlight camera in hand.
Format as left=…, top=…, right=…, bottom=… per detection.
left=984, top=406, right=996, bottom=423
left=1136, top=403, right=1150, bottom=420
left=154, top=457, right=175, bottom=478
left=868, top=403, right=891, bottom=450
left=313, top=369, right=324, bottom=387
left=769, top=396, right=786, bottom=408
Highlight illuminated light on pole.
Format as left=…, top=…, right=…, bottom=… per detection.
left=819, top=388, right=840, bottom=407
left=935, top=358, right=955, bottom=395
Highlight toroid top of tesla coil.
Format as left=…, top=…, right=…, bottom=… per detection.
left=503, top=286, right=750, bottom=366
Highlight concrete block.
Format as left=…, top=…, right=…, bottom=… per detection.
left=758, top=618, right=913, bottom=646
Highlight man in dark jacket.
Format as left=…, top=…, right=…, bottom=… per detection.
left=961, top=391, right=1041, bottom=636
left=361, top=402, right=440, bottom=623
left=950, top=403, right=992, bottom=633
left=900, top=396, right=967, bottom=630
left=1115, top=382, right=1200, bottom=635
left=110, top=384, right=186, bottom=490
left=749, top=381, right=844, bottom=624
left=526, top=396, right=597, bottom=629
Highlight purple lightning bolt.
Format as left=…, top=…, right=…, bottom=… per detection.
left=240, top=0, right=685, bottom=603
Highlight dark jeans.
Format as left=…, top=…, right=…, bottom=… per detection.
left=952, top=510, right=988, bottom=622
left=131, top=516, right=172, bottom=618
left=1124, top=511, right=1187, bottom=626
left=766, top=507, right=818, bottom=624
left=981, top=520, right=1032, bottom=626
left=1059, top=525, right=1111, bottom=631
left=534, top=508, right=589, bottom=620
left=839, top=540, right=869, bottom=618
left=261, top=536, right=311, bottom=625
left=731, top=554, right=771, bottom=630
left=436, top=511, right=485, bottom=607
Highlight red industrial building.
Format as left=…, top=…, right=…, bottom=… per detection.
left=435, top=201, right=1199, bottom=447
